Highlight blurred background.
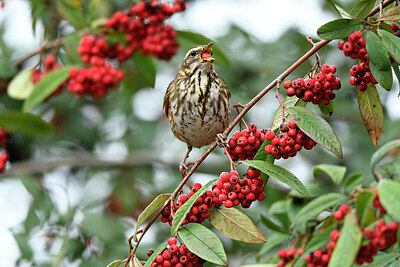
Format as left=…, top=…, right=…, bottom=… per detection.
left=0, top=0, right=399, bottom=266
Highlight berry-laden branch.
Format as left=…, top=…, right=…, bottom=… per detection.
left=127, top=0, right=396, bottom=264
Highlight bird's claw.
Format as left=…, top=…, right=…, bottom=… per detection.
left=216, top=133, right=227, bottom=148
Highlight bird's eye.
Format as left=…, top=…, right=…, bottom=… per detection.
left=210, top=51, right=213, bottom=56
left=190, top=51, right=197, bottom=56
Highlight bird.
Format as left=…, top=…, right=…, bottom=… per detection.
left=163, top=42, right=231, bottom=174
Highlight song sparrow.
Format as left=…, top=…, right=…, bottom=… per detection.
left=163, top=43, right=231, bottom=172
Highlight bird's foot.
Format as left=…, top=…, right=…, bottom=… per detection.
left=216, top=133, right=227, bottom=148
left=179, top=160, right=194, bottom=178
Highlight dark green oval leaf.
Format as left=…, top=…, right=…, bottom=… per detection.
left=313, top=164, right=347, bottom=185
left=329, top=213, right=362, bottom=267
left=317, top=19, right=363, bottom=40
left=208, top=206, right=266, bottom=243
left=0, top=112, right=53, bottom=136
left=178, top=223, right=227, bottom=265
left=7, top=68, right=35, bottom=100
left=243, top=160, right=309, bottom=198
left=366, top=31, right=393, bottom=90
left=171, top=178, right=217, bottom=235
left=355, top=189, right=376, bottom=227
left=356, top=84, right=383, bottom=146
left=378, top=29, right=400, bottom=65
left=260, top=214, right=288, bottom=234
left=378, top=179, right=400, bottom=221
left=133, top=194, right=171, bottom=242
left=23, top=66, right=72, bottom=111
left=292, top=193, right=346, bottom=227
left=143, top=241, right=168, bottom=267
left=176, top=31, right=229, bottom=66
left=370, top=139, right=400, bottom=176
left=344, top=172, right=365, bottom=194
left=350, top=0, right=376, bottom=19
left=318, top=101, right=334, bottom=116
left=288, top=106, right=343, bottom=158
left=133, top=52, right=156, bottom=87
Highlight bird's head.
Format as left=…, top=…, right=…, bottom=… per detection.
left=180, top=43, right=215, bottom=74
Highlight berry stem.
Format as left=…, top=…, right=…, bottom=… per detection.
left=275, top=83, right=286, bottom=123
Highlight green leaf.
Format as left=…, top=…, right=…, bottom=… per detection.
left=344, top=172, right=365, bottom=194
left=208, top=206, right=266, bottom=243
left=292, top=193, right=346, bottom=227
left=318, top=101, right=334, bottom=116
left=355, top=190, right=376, bottom=227
left=133, top=52, right=156, bottom=88
left=378, top=29, right=400, bottom=64
left=12, top=232, right=33, bottom=260
left=367, top=253, right=400, bottom=267
left=257, top=233, right=290, bottom=256
left=288, top=106, right=343, bottom=158
left=107, top=260, right=123, bottom=267
left=370, top=139, right=400, bottom=176
left=269, top=200, right=287, bottom=214
left=366, top=31, right=393, bottom=90
left=260, top=214, right=288, bottom=234
left=23, top=66, right=72, bottom=111
left=293, top=225, right=336, bottom=267
left=171, top=178, right=217, bottom=235
left=252, top=137, right=275, bottom=163
left=0, top=112, right=53, bottom=136
left=328, top=0, right=353, bottom=19
left=56, top=0, right=86, bottom=29
left=356, top=84, right=383, bottom=146
left=391, top=63, right=400, bottom=96
left=243, top=160, right=309, bottom=198
left=317, top=19, right=363, bottom=40
left=133, top=194, right=171, bottom=242
left=176, top=31, right=229, bottom=66
left=178, top=223, right=227, bottom=265
left=378, top=6, right=400, bottom=21
left=143, top=241, right=168, bottom=267
left=7, top=68, right=35, bottom=100
left=271, top=96, right=306, bottom=130
left=133, top=255, right=143, bottom=267
left=328, top=213, right=362, bottom=267
left=350, top=0, right=376, bottom=19
left=313, top=164, right=346, bottom=185
left=378, top=179, right=400, bottom=221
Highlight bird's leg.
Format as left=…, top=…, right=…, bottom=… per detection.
left=216, top=133, right=227, bottom=148
left=179, top=145, right=193, bottom=178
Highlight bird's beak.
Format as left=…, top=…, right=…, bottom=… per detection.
left=200, top=42, right=215, bottom=63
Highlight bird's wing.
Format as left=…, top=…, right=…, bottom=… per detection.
left=163, top=79, right=175, bottom=117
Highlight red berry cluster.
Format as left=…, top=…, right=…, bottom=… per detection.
left=338, top=31, right=377, bottom=91
left=150, top=237, right=205, bottom=267
left=77, top=35, right=110, bottom=64
left=333, top=204, right=350, bottom=221
left=264, top=120, right=317, bottom=160
left=356, top=220, right=399, bottom=264
left=0, top=128, right=8, bottom=146
left=389, top=23, right=400, bottom=36
left=68, top=60, right=124, bottom=98
left=212, top=169, right=266, bottom=209
left=304, top=230, right=340, bottom=267
left=161, top=183, right=213, bottom=226
left=283, top=64, right=341, bottom=105
left=372, top=188, right=386, bottom=214
left=0, top=151, right=8, bottom=173
left=226, top=123, right=266, bottom=161
left=32, top=55, right=65, bottom=96
left=277, top=248, right=303, bottom=267
left=105, top=0, right=186, bottom=60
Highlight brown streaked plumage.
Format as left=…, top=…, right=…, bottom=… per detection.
left=163, top=43, right=231, bottom=171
